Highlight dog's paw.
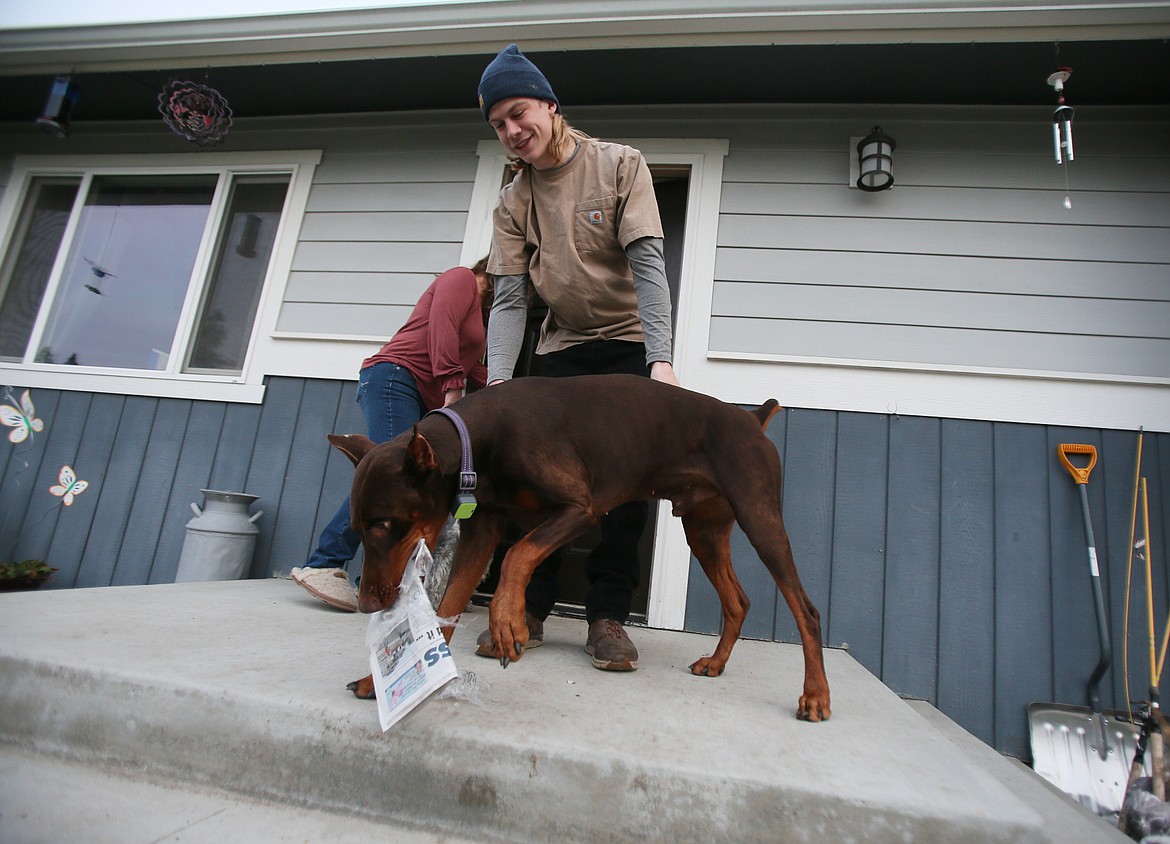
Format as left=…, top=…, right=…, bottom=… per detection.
left=346, top=674, right=376, bottom=699
left=688, top=656, right=725, bottom=677
left=494, top=637, right=525, bottom=669
left=487, top=611, right=528, bottom=668
left=797, top=692, right=831, bottom=722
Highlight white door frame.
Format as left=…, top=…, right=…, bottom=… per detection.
left=463, top=138, right=729, bottom=631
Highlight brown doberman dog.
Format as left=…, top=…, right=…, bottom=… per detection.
left=329, top=374, right=831, bottom=721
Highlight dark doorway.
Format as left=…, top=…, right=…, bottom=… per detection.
left=472, top=165, right=689, bottom=622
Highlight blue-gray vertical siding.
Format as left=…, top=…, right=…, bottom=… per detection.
left=1, top=375, right=1166, bottom=760
left=0, top=377, right=364, bottom=587
left=684, top=406, right=1168, bottom=760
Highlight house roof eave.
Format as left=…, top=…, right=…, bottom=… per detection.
left=2, top=0, right=1169, bottom=75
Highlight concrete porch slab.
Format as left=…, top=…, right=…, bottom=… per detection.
left=0, top=579, right=1127, bottom=843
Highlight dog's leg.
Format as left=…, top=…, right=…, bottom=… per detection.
left=735, top=502, right=831, bottom=722
left=489, top=509, right=594, bottom=665
left=433, top=514, right=503, bottom=635
left=715, top=444, right=831, bottom=721
left=681, top=496, right=749, bottom=678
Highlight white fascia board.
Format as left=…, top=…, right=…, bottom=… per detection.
left=2, top=1, right=1169, bottom=74
left=690, top=356, right=1170, bottom=434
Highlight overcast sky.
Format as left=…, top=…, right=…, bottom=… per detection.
left=0, top=0, right=471, bottom=29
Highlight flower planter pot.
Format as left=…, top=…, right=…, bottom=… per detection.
left=0, top=569, right=56, bottom=591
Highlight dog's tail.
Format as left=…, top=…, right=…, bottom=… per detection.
left=749, top=399, right=782, bottom=431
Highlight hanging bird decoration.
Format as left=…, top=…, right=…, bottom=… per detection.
left=83, top=257, right=116, bottom=294
left=84, top=257, right=115, bottom=279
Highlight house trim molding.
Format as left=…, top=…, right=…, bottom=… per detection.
left=3, top=2, right=1168, bottom=73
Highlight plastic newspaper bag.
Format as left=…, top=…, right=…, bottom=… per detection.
left=366, top=539, right=458, bottom=731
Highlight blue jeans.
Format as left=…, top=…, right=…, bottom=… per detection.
left=305, top=363, right=425, bottom=569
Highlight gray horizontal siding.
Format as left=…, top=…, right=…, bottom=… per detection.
left=291, top=241, right=462, bottom=273
left=283, top=272, right=433, bottom=305
left=709, top=315, right=1168, bottom=378
left=723, top=147, right=1170, bottom=193
left=719, top=213, right=1170, bottom=264
left=719, top=115, right=1170, bottom=190
left=279, top=302, right=415, bottom=337
left=257, top=106, right=1170, bottom=384
left=711, top=115, right=1170, bottom=381
left=277, top=137, right=482, bottom=336
left=716, top=247, right=1170, bottom=301
left=722, top=181, right=1170, bottom=228
left=684, top=406, right=1170, bottom=760
left=713, top=281, right=1168, bottom=337
left=298, top=211, right=468, bottom=242
left=305, top=181, right=474, bottom=212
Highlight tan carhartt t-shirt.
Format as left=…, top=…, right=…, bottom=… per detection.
left=488, top=139, right=664, bottom=355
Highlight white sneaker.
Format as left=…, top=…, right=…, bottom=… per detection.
left=290, top=566, right=358, bottom=612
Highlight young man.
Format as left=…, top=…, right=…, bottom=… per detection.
left=476, top=44, right=679, bottom=671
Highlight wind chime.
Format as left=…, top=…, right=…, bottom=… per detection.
left=1048, top=68, right=1075, bottom=209
left=158, top=78, right=233, bottom=146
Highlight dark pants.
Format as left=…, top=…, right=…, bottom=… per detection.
left=523, top=340, right=650, bottom=626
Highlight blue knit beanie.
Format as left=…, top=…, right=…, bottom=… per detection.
left=478, top=44, right=559, bottom=121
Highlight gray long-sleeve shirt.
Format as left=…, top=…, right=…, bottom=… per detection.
left=486, top=236, right=672, bottom=383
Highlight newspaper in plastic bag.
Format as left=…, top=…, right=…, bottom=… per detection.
left=366, top=539, right=458, bottom=731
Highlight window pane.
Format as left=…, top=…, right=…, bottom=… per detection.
left=37, top=174, right=216, bottom=369
left=187, top=177, right=290, bottom=372
left=0, top=179, right=81, bottom=359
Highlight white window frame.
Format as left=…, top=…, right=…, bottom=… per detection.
left=0, top=151, right=321, bottom=404
left=464, top=137, right=729, bottom=632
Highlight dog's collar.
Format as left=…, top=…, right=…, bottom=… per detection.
left=427, top=407, right=477, bottom=519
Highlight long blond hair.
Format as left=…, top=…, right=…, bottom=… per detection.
left=508, top=112, right=590, bottom=172
left=470, top=255, right=494, bottom=324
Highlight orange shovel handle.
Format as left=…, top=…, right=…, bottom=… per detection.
left=1058, top=443, right=1097, bottom=485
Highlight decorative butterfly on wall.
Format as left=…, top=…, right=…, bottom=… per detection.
left=50, top=465, right=88, bottom=506
left=0, top=389, right=45, bottom=443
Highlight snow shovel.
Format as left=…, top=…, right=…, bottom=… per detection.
left=1029, top=443, right=1142, bottom=816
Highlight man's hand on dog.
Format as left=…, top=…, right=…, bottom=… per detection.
left=649, top=360, right=679, bottom=387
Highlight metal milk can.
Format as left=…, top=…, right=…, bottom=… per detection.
left=174, top=489, right=263, bottom=582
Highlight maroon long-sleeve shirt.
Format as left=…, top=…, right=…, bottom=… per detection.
left=361, top=267, right=487, bottom=411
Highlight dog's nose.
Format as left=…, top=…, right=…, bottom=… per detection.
left=355, top=585, right=397, bottom=613
left=358, top=591, right=392, bottom=614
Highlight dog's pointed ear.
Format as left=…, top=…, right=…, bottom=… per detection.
left=749, top=399, right=782, bottom=431
left=328, top=433, right=376, bottom=467
left=404, top=426, right=440, bottom=480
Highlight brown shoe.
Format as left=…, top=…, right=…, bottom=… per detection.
left=585, top=619, right=638, bottom=671
left=475, top=612, right=544, bottom=657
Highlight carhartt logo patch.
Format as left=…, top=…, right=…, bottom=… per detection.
left=587, top=210, right=604, bottom=224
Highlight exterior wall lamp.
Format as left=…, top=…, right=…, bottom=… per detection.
left=36, top=75, right=79, bottom=138
left=855, top=126, right=896, bottom=192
